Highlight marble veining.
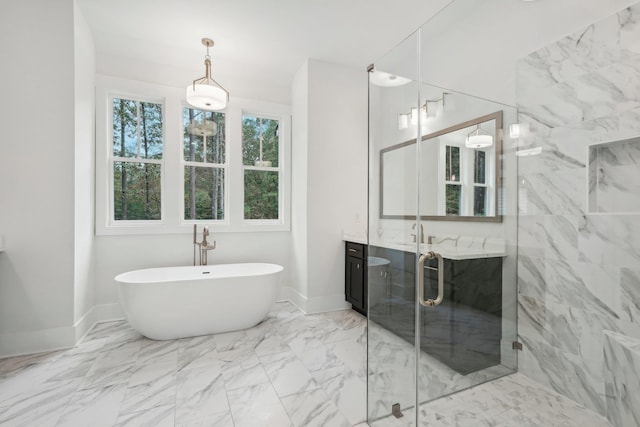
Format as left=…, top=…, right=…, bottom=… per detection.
left=0, top=301, right=614, bottom=426
left=516, top=3, right=640, bottom=424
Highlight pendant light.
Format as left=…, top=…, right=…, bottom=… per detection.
left=465, top=124, right=493, bottom=149
left=186, top=38, right=229, bottom=111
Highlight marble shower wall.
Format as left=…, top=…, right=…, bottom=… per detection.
left=516, top=3, right=640, bottom=425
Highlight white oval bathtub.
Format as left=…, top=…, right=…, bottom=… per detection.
left=115, top=263, right=283, bottom=340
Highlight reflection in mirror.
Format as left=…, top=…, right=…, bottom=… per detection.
left=380, top=111, right=502, bottom=222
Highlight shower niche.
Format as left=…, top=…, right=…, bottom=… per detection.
left=588, top=136, right=640, bottom=213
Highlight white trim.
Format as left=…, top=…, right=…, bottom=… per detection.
left=278, top=287, right=351, bottom=314
left=0, top=326, right=76, bottom=359
left=96, top=75, right=292, bottom=235
left=0, top=303, right=126, bottom=358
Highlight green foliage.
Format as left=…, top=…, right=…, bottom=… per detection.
left=244, top=170, right=278, bottom=219
left=446, top=184, right=461, bottom=215
left=113, top=162, right=161, bottom=220
left=242, top=116, right=279, bottom=166
left=112, top=98, right=163, bottom=220
left=183, top=108, right=226, bottom=220
left=183, top=166, right=225, bottom=220
left=241, top=116, right=280, bottom=220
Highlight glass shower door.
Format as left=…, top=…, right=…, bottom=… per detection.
left=367, top=31, right=421, bottom=425
left=367, top=14, right=519, bottom=425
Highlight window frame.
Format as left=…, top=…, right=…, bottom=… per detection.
left=96, top=75, right=291, bottom=235
left=241, top=111, right=285, bottom=224
left=180, top=106, right=230, bottom=225
left=109, top=96, right=166, bottom=225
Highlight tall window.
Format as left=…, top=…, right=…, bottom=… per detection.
left=445, top=145, right=461, bottom=215
left=473, top=150, right=488, bottom=216
left=111, top=98, right=163, bottom=221
left=242, top=115, right=280, bottom=220
left=183, top=108, right=226, bottom=220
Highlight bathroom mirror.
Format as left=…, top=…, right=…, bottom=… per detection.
left=380, top=111, right=502, bottom=222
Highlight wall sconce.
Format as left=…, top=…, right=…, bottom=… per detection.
left=509, top=122, right=529, bottom=139
left=397, top=93, right=451, bottom=130
left=465, top=124, right=494, bottom=149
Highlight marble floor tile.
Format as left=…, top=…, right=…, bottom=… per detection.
left=114, top=404, right=175, bottom=427
left=56, top=383, right=127, bottom=427
left=0, top=301, right=615, bottom=427
left=281, top=388, right=351, bottom=427
left=227, top=381, right=292, bottom=427
left=219, top=349, right=270, bottom=391
left=0, top=377, right=81, bottom=427
left=175, top=364, right=229, bottom=424
left=175, top=410, right=234, bottom=427
left=259, top=350, right=320, bottom=397
left=119, top=360, right=177, bottom=415
left=177, top=334, right=218, bottom=371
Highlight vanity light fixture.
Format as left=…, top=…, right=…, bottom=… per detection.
left=465, top=124, right=494, bottom=148
left=186, top=38, right=229, bottom=111
left=396, top=93, right=452, bottom=130
left=509, top=122, right=529, bottom=139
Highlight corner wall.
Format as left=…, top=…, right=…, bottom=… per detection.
left=73, top=1, right=97, bottom=339
left=0, top=0, right=77, bottom=356
left=516, top=4, right=640, bottom=424
left=290, top=59, right=368, bottom=312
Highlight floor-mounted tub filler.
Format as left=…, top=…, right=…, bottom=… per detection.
left=115, top=263, right=283, bottom=340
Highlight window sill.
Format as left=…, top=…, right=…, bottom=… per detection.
left=95, top=222, right=291, bottom=236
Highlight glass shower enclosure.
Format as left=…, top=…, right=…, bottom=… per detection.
left=366, top=5, right=519, bottom=424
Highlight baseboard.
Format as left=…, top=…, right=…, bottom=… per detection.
left=74, top=303, right=125, bottom=343
left=0, top=326, right=76, bottom=359
left=278, top=287, right=350, bottom=314
left=0, top=303, right=125, bottom=359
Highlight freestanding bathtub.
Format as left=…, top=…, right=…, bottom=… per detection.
left=115, top=263, right=283, bottom=340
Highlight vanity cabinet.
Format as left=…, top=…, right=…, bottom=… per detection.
left=369, top=245, right=503, bottom=375
left=345, top=241, right=367, bottom=315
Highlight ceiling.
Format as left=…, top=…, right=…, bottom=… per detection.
left=77, top=0, right=452, bottom=103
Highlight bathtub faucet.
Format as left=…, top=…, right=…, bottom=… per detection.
left=193, top=225, right=216, bottom=265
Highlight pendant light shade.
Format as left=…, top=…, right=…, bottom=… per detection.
left=465, top=124, right=494, bottom=149
left=186, top=38, right=229, bottom=111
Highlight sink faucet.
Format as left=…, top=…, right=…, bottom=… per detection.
left=193, top=225, right=216, bottom=265
left=411, top=223, right=424, bottom=244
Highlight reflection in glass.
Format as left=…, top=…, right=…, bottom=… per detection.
left=474, top=186, right=487, bottom=216
left=183, top=166, right=225, bottom=220
left=183, top=108, right=225, bottom=164
left=445, top=145, right=460, bottom=181
left=446, top=184, right=461, bottom=215
left=474, top=150, right=486, bottom=184
left=242, top=116, right=279, bottom=167
left=113, top=162, right=161, bottom=220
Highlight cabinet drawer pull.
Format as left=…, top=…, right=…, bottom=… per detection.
left=349, top=248, right=358, bottom=252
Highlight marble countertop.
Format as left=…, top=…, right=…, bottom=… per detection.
left=343, top=232, right=507, bottom=260
left=372, top=241, right=506, bottom=260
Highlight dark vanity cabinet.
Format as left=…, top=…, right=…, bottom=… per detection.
left=345, top=241, right=367, bottom=315
left=368, top=245, right=503, bottom=375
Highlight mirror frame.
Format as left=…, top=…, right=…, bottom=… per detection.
left=379, top=110, right=503, bottom=222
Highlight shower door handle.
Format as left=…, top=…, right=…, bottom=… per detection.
left=418, top=251, right=444, bottom=307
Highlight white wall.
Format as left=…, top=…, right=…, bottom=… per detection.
left=73, top=2, right=96, bottom=336
left=0, top=0, right=77, bottom=356
left=290, top=61, right=310, bottom=299
left=290, top=59, right=368, bottom=312
left=94, top=233, right=291, bottom=307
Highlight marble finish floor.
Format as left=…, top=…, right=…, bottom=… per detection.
left=0, top=301, right=612, bottom=426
